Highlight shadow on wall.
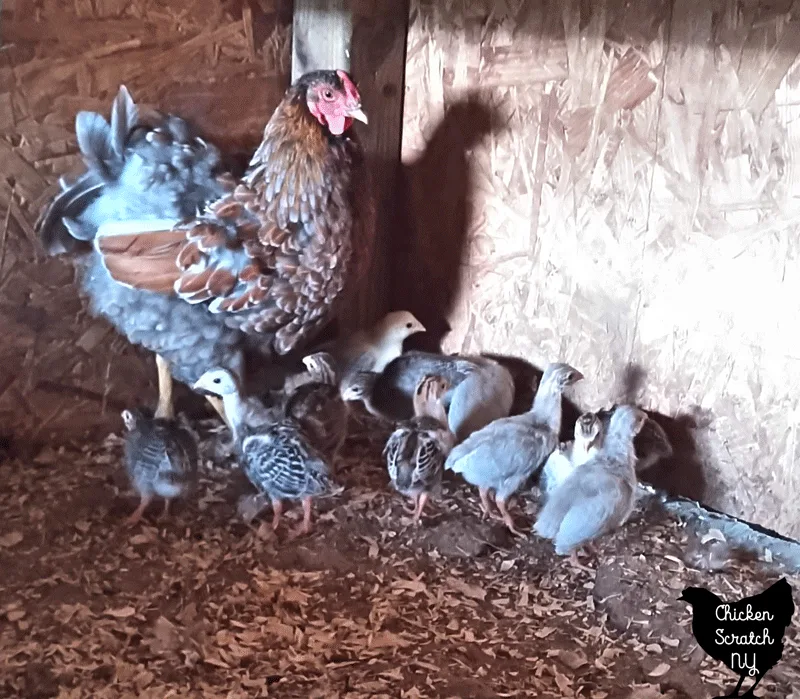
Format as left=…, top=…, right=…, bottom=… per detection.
left=612, top=363, right=710, bottom=503
left=641, top=410, right=710, bottom=504
left=393, top=94, right=500, bottom=351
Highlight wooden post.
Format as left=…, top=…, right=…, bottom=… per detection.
left=291, top=0, right=410, bottom=329
left=292, top=0, right=352, bottom=81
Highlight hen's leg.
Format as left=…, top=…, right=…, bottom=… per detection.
left=206, top=396, right=231, bottom=429
left=154, top=355, right=174, bottom=420
left=478, top=487, right=494, bottom=517
left=125, top=493, right=153, bottom=527
left=412, top=492, right=430, bottom=525
left=161, top=498, right=171, bottom=519
left=288, top=497, right=314, bottom=539
left=270, top=498, right=283, bottom=531
left=495, top=497, right=527, bottom=538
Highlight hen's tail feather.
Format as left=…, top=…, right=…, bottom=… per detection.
left=38, top=86, right=140, bottom=254
left=36, top=170, right=105, bottom=254
left=110, top=85, right=138, bottom=157
left=75, top=111, right=119, bottom=180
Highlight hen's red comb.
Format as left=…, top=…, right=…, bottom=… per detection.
left=336, top=70, right=360, bottom=102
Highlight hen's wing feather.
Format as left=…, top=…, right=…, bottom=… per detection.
left=94, top=106, right=368, bottom=355
left=110, top=85, right=138, bottom=157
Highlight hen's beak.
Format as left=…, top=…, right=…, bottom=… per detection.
left=349, top=106, right=368, bottom=124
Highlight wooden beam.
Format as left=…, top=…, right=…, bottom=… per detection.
left=291, top=0, right=410, bottom=328
left=291, top=0, right=352, bottom=81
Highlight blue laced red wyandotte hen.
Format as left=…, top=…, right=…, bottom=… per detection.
left=35, top=71, right=375, bottom=424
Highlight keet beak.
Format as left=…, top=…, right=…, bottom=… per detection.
left=348, top=106, right=368, bottom=124
left=192, top=380, right=211, bottom=395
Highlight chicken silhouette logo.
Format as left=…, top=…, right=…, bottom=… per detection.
left=679, top=578, right=795, bottom=698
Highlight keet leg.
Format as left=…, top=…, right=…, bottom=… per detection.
left=270, top=498, right=283, bottom=531
left=566, top=543, right=598, bottom=572
left=330, top=434, right=345, bottom=473
left=403, top=493, right=419, bottom=514
left=154, top=355, right=175, bottom=420
left=412, top=492, right=430, bottom=525
left=495, top=498, right=527, bottom=538
left=161, top=498, right=171, bottom=519
left=487, top=489, right=511, bottom=522
left=567, top=549, right=593, bottom=570
left=289, top=497, right=314, bottom=540
left=125, top=493, right=153, bottom=527
left=478, top=487, right=493, bottom=517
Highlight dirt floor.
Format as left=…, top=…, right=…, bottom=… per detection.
left=1, top=414, right=799, bottom=699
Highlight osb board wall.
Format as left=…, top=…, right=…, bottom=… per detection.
left=399, top=0, right=800, bottom=539
left=0, top=0, right=291, bottom=444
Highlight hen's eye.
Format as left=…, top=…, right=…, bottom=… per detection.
left=405, top=322, right=412, bottom=329
left=323, top=89, right=334, bottom=100
left=213, top=377, right=221, bottom=384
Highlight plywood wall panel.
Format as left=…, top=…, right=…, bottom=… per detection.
left=401, top=0, right=800, bottom=537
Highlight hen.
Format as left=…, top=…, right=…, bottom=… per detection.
left=36, top=72, right=374, bottom=422
left=36, top=86, right=235, bottom=256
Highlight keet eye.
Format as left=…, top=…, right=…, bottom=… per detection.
left=213, top=377, right=221, bottom=384
left=405, top=322, right=413, bottom=329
